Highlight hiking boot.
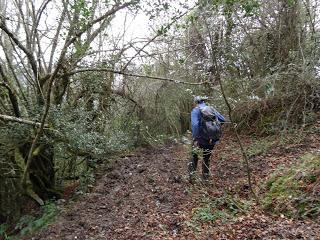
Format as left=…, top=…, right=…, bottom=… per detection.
left=201, top=177, right=213, bottom=187
left=202, top=173, right=213, bottom=184
left=189, top=172, right=196, bottom=184
left=202, top=173, right=210, bottom=181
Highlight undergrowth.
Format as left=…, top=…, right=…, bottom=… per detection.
left=246, top=137, right=275, bottom=158
left=262, top=153, right=320, bottom=219
left=187, top=195, right=251, bottom=232
left=0, top=202, right=58, bottom=239
left=246, top=128, right=310, bottom=159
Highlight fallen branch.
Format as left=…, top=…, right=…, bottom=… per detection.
left=0, top=114, right=47, bottom=127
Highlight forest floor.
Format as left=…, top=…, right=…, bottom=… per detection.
left=29, top=122, right=320, bottom=239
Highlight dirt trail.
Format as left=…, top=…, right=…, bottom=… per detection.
left=33, top=146, right=191, bottom=239
left=32, top=128, right=320, bottom=240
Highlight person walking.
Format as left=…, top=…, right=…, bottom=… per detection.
left=189, top=96, right=225, bottom=182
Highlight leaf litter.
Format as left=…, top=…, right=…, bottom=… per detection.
left=31, top=125, right=320, bottom=239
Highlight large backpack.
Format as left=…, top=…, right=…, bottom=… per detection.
left=199, top=106, right=222, bottom=142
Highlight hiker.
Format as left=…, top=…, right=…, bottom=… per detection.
left=189, top=96, right=225, bottom=182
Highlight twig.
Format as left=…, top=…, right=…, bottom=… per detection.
left=121, top=8, right=194, bottom=71
left=203, top=14, right=260, bottom=204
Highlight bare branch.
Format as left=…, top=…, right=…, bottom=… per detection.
left=48, top=7, right=66, bottom=72
left=32, top=0, right=52, bottom=43
left=13, top=0, right=31, bottom=49
left=0, top=65, right=20, bottom=117
left=89, top=1, right=135, bottom=27
left=0, top=17, right=38, bottom=79
left=0, top=39, right=29, bottom=106
left=121, top=8, right=193, bottom=71
left=67, top=68, right=209, bottom=86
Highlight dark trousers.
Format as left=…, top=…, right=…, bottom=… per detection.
left=189, top=144, right=214, bottom=179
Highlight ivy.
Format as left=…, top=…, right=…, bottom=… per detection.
left=185, top=12, right=199, bottom=25
left=72, top=0, right=93, bottom=32
left=157, top=25, right=169, bottom=36
left=241, top=0, right=260, bottom=17
left=198, top=0, right=260, bottom=17
left=287, top=0, right=297, bottom=7
left=74, top=42, right=90, bottom=59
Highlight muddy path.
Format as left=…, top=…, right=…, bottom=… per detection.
left=31, top=127, right=320, bottom=240
left=33, top=145, right=192, bottom=239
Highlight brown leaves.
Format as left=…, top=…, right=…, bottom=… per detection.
left=33, top=130, right=320, bottom=239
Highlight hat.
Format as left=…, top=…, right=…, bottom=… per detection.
left=194, top=96, right=208, bottom=103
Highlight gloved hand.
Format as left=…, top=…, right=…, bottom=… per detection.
left=193, top=140, right=199, bottom=147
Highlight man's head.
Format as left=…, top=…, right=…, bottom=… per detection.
left=194, top=96, right=207, bottom=104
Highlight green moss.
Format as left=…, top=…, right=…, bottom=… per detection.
left=262, top=153, right=320, bottom=219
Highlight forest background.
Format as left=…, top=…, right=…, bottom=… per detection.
left=0, top=0, right=319, bottom=231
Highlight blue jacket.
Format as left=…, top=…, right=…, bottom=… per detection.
left=191, top=103, right=226, bottom=143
